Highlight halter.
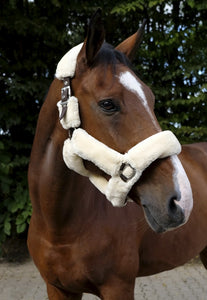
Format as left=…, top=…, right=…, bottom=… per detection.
left=56, top=43, right=181, bottom=207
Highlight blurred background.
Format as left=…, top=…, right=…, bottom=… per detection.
left=0, top=0, right=206, bottom=258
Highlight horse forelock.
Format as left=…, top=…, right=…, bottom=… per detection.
left=90, top=42, right=131, bottom=73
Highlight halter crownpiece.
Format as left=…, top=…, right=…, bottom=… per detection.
left=56, top=43, right=83, bottom=80
left=56, top=43, right=182, bottom=207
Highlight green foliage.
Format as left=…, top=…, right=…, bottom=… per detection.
left=0, top=140, right=32, bottom=250
left=111, top=0, right=145, bottom=14
left=110, top=0, right=206, bottom=142
left=0, top=0, right=206, bottom=252
left=0, top=0, right=72, bottom=251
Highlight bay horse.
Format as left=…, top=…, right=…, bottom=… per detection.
left=28, top=10, right=207, bottom=300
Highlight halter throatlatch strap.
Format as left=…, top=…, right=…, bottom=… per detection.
left=56, top=43, right=182, bottom=207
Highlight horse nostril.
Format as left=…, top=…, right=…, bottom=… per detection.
left=168, top=196, right=178, bottom=215
left=168, top=188, right=182, bottom=216
left=167, top=192, right=185, bottom=227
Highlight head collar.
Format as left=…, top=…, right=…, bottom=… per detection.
left=56, top=44, right=181, bottom=207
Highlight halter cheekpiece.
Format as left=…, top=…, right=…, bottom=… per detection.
left=59, top=77, right=71, bottom=120
left=56, top=43, right=182, bottom=207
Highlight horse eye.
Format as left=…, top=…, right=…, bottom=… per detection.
left=98, top=99, right=119, bottom=113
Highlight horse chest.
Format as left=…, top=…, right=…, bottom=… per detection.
left=34, top=231, right=117, bottom=292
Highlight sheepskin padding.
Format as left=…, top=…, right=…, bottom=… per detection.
left=57, top=96, right=81, bottom=129
left=71, top=129, right=123, bottom=176
left=55, top=43, right=83, bottom=80
left=63, top=128, right=181, bottom=207
left=56, top=43, right=182, bottom=207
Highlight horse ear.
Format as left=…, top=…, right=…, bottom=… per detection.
left=115, top=19, right=147, bottom=60
left=78, top=8, right=105, bottom=67
left=86, top=8, right=105, bottom=65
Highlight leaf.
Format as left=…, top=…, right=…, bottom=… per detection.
left=16, top=223, right=27, bottom=234
left=15, top=214, right=26, bottom=225
left=4, top=219, right=11, bottom=236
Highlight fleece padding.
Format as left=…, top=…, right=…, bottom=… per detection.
left=55, top=43, right=83, bottom=80
left=57, top=96, right=81, bottom=129
left=63, top=128, right=181, bottom=207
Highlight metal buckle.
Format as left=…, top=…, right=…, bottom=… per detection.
left=59, top=77, right=71, bottom=120
left=119, top=163, right=136, bottom=182
left=61, top=77, right=71, bottom=103
left=61, top=86, right=71, bottom=103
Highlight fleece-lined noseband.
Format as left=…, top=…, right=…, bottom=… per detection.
left=56, top=43, right=181, bottom=207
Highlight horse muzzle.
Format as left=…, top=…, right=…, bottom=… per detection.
left=142, top=200, right=185, bottom=233
left=131, top=155, right=193, bottom=233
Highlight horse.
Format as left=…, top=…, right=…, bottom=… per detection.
left=27, top=9, right=207, bottom=300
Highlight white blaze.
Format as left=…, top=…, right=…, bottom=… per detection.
left=171, top=155, right=193, bottom=222
left=119, top=71, right=193, bottom=221
left=119, top=71, right=159, bottom=129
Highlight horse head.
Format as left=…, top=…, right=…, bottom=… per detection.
left=56, top=9, right=193, bottom=233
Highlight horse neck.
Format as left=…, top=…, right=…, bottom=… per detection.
left=29, top=79, right=99, bottom=232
